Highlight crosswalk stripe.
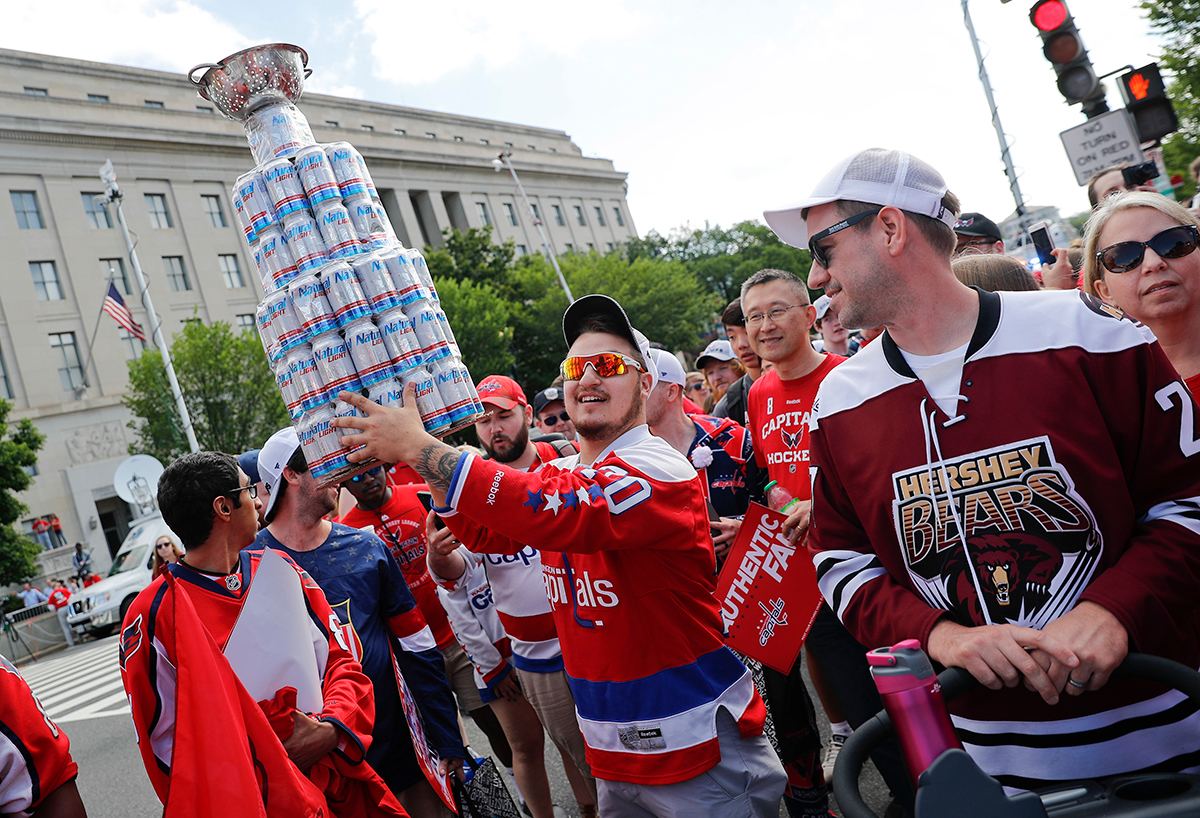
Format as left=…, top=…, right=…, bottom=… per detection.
left=25, top=652, right=118, bottom=693
left=20, top=636, right=129, bottom=723
left=20, top=645, right=118, bottom=682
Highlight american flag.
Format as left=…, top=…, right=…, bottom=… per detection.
left=103, top=282, right=146, bottom=342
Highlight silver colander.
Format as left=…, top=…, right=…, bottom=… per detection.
left=188, top=43, right=311, bottom=122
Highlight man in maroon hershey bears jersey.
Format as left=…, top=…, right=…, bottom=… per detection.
left=764, top=147, right=1200, bottom=791
left=336, top=295, right=787, bottom=817
left=0, top=655, right=86, bottom=817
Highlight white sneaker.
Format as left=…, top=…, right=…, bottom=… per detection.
left=822, top=732, right=848, bottom=780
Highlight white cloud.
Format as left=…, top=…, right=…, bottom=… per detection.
left=351, top=0, right=651, bottom=84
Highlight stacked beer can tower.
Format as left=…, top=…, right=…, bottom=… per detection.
left=191, top=45, right=483, bottom=484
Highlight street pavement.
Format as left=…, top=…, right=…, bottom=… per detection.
left=20, top=635, right=895, bottom=817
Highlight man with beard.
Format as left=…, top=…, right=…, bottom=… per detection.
left=337, top=295, right=787, bottom=817
left=427, top=375, right=597, bottom=818
left=255, top=428, right=465, bottom=817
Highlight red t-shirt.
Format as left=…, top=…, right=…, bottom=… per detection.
left=747, top=353, right=845, bottom=501
left=47, top=588, right=71, bottom=610
left=339, top=483, right=456, bottom=650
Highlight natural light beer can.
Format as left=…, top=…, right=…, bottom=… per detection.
left=314, top=199, right=365, bottom=260
left=284, top=344, right=327, bottom=414
left=231, top=181, right=258, bottom=244
left=433, top=306, right=461, bottom=358
left=281, top=211, right=329, bottom=273
left=350, top=254, right=402, bottom=313
left=274, top=357, right=304, bottom=421
left=403, top=299, right=452, bottom=363
left=256, top=224, right=300, bottom=291
left=379, top=248, right=430, bottom=306
left=293, top=144, right=342, bottom=207
left=344, top=193, right=390, bottom=251
left=375, top=307, right=424, bottom=373
left=264, top=287, right=307, bottom=354
left=397, top=369, right=453, bottom=435
left=288, top=273, right=339, bottom=337
left=325, top=142, right=370, bottom=199
left=255, top=301, right=281, bottom=365
left=403, top=248, right=437, bottom=301
left=320, top=262, right=373, bottom=326
left=235, top=170, right=276, bottom=234
left=311, top=330, right=362, bottom=400
left=297, top=404, right=349, bottom=482
left=332, top=397, right=367, bottom=453
left=342, top=318, right=395, bottom=388
left=261, top=157, right=309, bottom=219
left=430, top=357, right=477, bottom=425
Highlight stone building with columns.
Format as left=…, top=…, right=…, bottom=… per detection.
left=0, top=48, right=635, bottom=576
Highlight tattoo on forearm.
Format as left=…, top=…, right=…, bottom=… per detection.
left=415, top=443, right=460, bottom=492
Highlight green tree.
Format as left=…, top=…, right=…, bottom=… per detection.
left=124, top=321, right=289, bottom=463
left=1141, top=0, right=1200, bottom=201
left=425, top=226, right=517, bottom=297
left=434, top=277, right=515, bottom=380
left=0, top=401, right=46, bottom=585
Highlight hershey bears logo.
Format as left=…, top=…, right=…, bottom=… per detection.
left=119, top=615, right=143, bottom=671
left=892, top=436, right=1102, bottom=629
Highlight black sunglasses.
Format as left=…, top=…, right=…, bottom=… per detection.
left=540, top=411, right=571, bottom=426
left=808, top=208, right=881, bottom=269
left=1096, top=224, right=1200, bottom=274
left=348, top=466, right=384, bottom=483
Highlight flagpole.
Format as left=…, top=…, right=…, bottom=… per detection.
left=77, top=268, right=119, bottom=394
left=96, top=160, right=200, bottom=454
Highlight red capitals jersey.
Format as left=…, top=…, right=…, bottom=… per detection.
left=0, top=655, right=76, bottom=815
left=747, top=354, right=843, bottom=501
left=810, top=289, right=1200, bottom=790
left=439, top=426, right=764, bottom=785
left=46, top=588, right=70, bottom=610
left=340, top=483, right=457, bottom=650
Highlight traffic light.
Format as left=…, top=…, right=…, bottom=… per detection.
left=1029, top=0, right=1108, bottom=118
left=1118, top=63, right=1178, bottom=143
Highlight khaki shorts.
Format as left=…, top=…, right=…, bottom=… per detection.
left=442, top=644, right=485, bottom=714
left=516, top=666, right=594, bottom=788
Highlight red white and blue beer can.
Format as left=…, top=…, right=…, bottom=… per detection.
left=293, top=144, right=342, bottom=207
left=230, top=182, right=257, bottom=244
left=380, top=249, right=431, bottom=306
left=297, top=404, right=349, bottom=482
left=281, top=211, right=329, bottom=273
left=403, top=299, right=452, bottom=363
left=235, top=171, right=276, bottom=234
left=431, top=357, right=477, bottom=425
left=284, top=344, right=327, bottom=414
left=344, top=194, right=391, bottom=251
left=288, top=273, right=339, bottom=337
left=274, top=358, right=304, bottom=421
left=433, top=307, right=461, bottom=358
left=256, top=225, right=300, bottom=291
left=325, top=142, right=370, bottom=199
left=332, top=398, right=367, bottom=454
left=320, top=262, right=373, bottom=326
left=311, top=330, right=362, bottom=399
left=264, top=287, right=307, bottom=354
left=375, top=307, right=424, bottom=373
left=403, top=248, right=438, bottom=302
left=261, top=158, right=309, bottom=219
left=342, top=318, right=396, bottom=388
left=350, top=254, right=402, bottom=313
left=255, top=301, right=281, bottom=365
left=314, top=200, right=365, bottom=260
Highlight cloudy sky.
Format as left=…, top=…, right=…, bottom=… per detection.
left=5, top=1, right=1164, bottom=238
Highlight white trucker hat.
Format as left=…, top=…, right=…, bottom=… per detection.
left=763, top=148, right=957, bottom=249
left=648, top=348, right=687, bottom=387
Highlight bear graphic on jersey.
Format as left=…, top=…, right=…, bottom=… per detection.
left=943, top=531, right=1062, bottom=626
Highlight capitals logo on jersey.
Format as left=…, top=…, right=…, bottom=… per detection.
left=329, top=599, right=363, bottom=662
left=760, top=396, right=811, bottom=472
left=891, top=435, right=1103, bottom=629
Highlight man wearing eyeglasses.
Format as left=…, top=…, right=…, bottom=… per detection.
left=532, top=386, right=578, bottom=442
left=255, top=428, right=465, bottom=817
left=952, top=212, right=1004, bottom=258
left=335, top=294, right=787, bottom=817
left=764, top=147, right=1200, bottom=791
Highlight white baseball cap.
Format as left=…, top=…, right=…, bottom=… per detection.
left=258, top=426, right=300, bottom=521
left=763, top=148, right=957, bottom=249
left=648, top=348, right=687, bottom=387
left=813, top=294, right=832, bottom=321
left=696, top=339, right=736, bottom=370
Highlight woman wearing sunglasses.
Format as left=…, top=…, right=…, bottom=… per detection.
left=151, top=534, right=183, bottom=579
left=1084, top=192, right=1200, bottom=396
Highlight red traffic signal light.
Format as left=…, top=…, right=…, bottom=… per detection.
left=1029, top=0, right=1106, bottom=116
left=1031, top=0, right=1068, bottom=31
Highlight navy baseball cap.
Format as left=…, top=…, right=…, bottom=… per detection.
left=238, top=449, right=262, bottom=484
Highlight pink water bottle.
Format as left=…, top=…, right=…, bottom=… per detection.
left=764, top=480, right=801, bottom=514
left=867, top=639, right=962, bottom=786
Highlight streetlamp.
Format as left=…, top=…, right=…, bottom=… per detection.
left=492, top=152, right=574, bottom=303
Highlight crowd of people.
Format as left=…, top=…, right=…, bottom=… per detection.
left=3, top=146, right=1200, bottom=818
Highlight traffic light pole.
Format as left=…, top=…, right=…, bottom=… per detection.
left=961, top=0, right=1028, bottom=220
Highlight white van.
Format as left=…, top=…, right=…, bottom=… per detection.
left=66, top=515, right=180, bottom=638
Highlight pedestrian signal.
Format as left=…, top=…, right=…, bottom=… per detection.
left=1118, top=63, right=1178, bottom=143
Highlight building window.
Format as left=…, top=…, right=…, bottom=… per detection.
left=164, top=256, right=191, bottom=292
left=476, top=202, right=491, bottom=226
left=144, top=100, right=164, bottom=109
left=594, top=206, right=606, bottom=227
left=548, top=147, right=557, bottom=153
left=527, top=144, right=536, bottom=151
left=50, top=333, right=84, bottom=391
left=219, top=254, right=244, bottom=288
left=88, top=93, right=109, bottom=103
left=119, top=328, right=145, bottom=361
left=503, top=203, right=518, bottom=226
left=504, top=142, right=513, bottom=148
left=101, top=258, right=133, bottom=296
left=453, top=135, right=464, bottom=142
left=145, top=194, right=172, bottom=228
left=30, top=262, right=63, bottom=301
left=0, top=351, right=12, bottom=399
left=24, top=87, right=48, bottom=96
left=574, top=205, right=586, bottom=226
left=394, top=128, right=406, bottom=135
left=607, top=242, right=615, bottom=252
left=425, top=132, right=436, bottom=139
left=613, top=206, right=625, bottom=227
left=11, top=191, right=44, bottom=230
left=82, top=193, right=113, bottom=228
left=516, top=245, right=527, bottom=257
left=202, top=195, right=227, bottom=227
left=587, top=243, right=595, bottom=252
left=326, top=120, right=339, bottom=128
left=479, top=138, right=489, bottom=145
left=196, top=105, right=214, bottom=114
left=530, top=204, right=541, bottom=221
left=236, top=314, right=255, bottom=332
left=361, top=124, right=374, bottom=132
left=552, top=205, right=565, bottom=227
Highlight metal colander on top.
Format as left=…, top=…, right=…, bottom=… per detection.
left=188, top=43, right=311, bottom=121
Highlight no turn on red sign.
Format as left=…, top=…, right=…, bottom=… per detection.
left=1060, top=109, right=1145, bottom=186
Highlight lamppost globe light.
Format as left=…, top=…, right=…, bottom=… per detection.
left=491, top=158, right=503, bottom=171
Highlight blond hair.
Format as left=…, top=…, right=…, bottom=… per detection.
left=1082, top=191, right=1200, bottom=297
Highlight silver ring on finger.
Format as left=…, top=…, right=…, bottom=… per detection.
left=1066, top=676, right=1087, bottom=689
